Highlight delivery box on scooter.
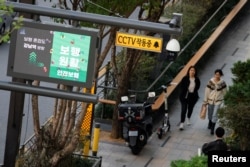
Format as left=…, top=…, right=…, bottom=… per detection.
left=118, top=103, right=145, bottom=122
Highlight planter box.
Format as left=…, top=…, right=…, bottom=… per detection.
left=58, top=153, right=102, bottom=167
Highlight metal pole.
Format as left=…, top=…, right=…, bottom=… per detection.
left=0, top=81, right=98, bottom=103
left=3, top=2, right=36, bottom=166
left=5, top=1, right=182, bottom=35
left=3, top=78, right=25, bottom=167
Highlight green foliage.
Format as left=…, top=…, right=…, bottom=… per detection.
left=0, top=15, right=23, bottom=43
left=84, top=0, right=145, bottom=16
left=224, top=80, right=250, bottom=105
left=224, top=134, right=242, bottom=151
left=115, top=49, right=128, bottom=73
left=130, top=52, right=156, bottom=100
left=164, top=1, right=209, bottom=39
left=218, top=103, right=250, bottom=150
left=18, top=148, right=97, bottom=167
left=171, top=155, right=208, bottom=167
left=223, top=60, right=250, bottom=106
left=95, top=103, right=114, bottom=119
left=71, top=158, right=94, bottom=167
left=0, top=0, right=13, bottom=12
left=57, top=154, right=95, bottom=167
left=114, top=50, right=156, bottom=101
left=231, top=59, right=250, bottom=84
left=218, top=59, right=250, bottom=151
left=0, top=0, right=23, bottom=43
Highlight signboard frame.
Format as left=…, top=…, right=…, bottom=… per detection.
left=7, top=19, right=99, bottom=88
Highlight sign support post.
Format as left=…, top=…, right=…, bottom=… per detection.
left=4, top=78, right=25, bottom=167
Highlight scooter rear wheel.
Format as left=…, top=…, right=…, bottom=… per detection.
left=131, top=146, right=142, bottom=155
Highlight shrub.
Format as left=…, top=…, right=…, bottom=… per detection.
left=171, top=155, right=208, bottom=167
left=218, top=60, right=250, bottom=151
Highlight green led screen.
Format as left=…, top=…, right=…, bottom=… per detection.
left=49, top=31, right=91, bottom=82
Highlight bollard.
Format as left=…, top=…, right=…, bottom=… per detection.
left=198, top=148, right=201, bottom=156
left=83, top=135, right=91, bottom=156
left=92, top=123, right=101, bottom=156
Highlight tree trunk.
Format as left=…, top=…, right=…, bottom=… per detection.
left=49, top=102, right=88, bottom=166
left=111, top=47, right=143, bottom=138
left=50, top=132, right=80, bottom=166
left=94, top=27, right=118, bottom=78
left=31, top=80, right=42, bottom=149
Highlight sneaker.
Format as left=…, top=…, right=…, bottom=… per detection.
left=179, top=123, right=184, bottom=130
left=187, top=118, right=191, bottom=126
left=210, top=130, right=214, bottom=135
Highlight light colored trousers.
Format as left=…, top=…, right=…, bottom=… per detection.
left=207, top=104, right=221, bottom=123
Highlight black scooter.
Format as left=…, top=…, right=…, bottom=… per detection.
left=118, top=95, right=154, bottom=155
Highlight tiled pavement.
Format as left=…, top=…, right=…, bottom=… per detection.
left=94, top=2, right=250, bottom=167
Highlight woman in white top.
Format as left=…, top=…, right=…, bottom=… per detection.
left=203, top=69, right=227, bottom=135
left=179, top=66, right=200, bottom=130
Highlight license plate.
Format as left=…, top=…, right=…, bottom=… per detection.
left=128, top=130, right=138, bottom=136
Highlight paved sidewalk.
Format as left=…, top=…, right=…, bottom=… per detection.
left=94, top=3, right=250, bottom=167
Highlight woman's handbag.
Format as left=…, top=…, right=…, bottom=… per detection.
left=200, top=104, right=207, bottom=120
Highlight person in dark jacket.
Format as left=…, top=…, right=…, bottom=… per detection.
left=179, top=65, right=200, bottom=130
left=202, top=127, right=228, bottom=155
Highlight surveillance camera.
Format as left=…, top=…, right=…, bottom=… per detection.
left=166, top=38, right=180, bottom=61
left=169, top=18, right=177, bottom=28
left=166, top=39, right=180, bottom=52
left=169, top=13, right=183, bottom=28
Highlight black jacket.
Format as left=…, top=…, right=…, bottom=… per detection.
left=202, top=139, right=228, bottom=155
left=179, top=76, right=200, bottom=102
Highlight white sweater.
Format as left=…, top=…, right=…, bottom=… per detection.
left=204, top=78, right=227, bottom=105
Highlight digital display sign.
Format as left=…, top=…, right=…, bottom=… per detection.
left=7, top=20, right=99, bottom=88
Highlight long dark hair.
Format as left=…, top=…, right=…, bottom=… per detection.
left=186, top=65, right=197, bottom=77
